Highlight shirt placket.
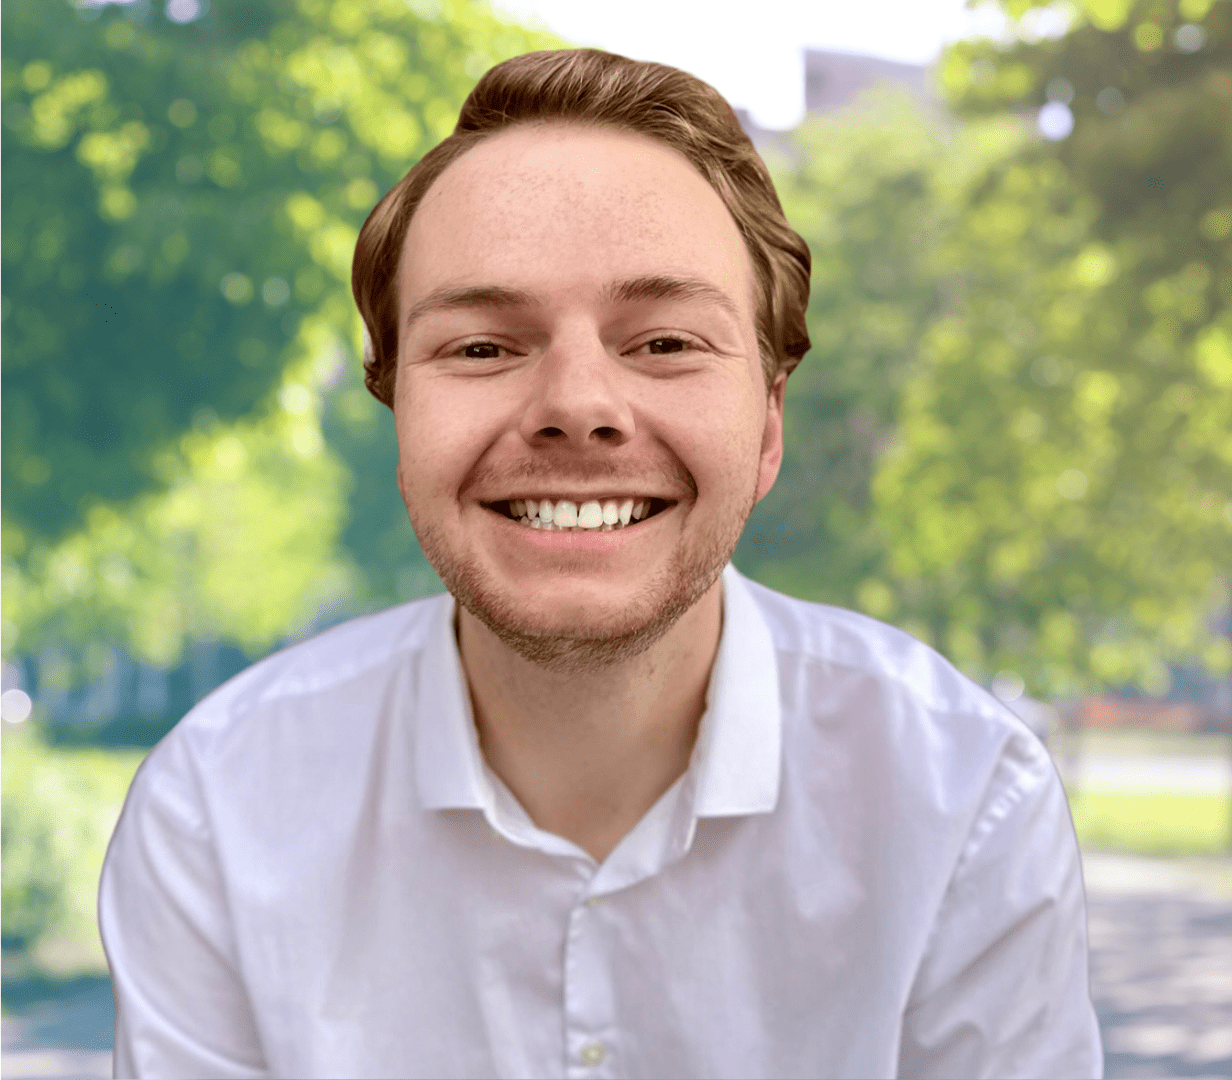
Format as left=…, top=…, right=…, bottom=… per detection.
left=563, top=889, right=618, bottom=1079
left=559, top=777, right=699, bottom=1080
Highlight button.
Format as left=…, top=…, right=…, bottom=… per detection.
left=585, top=896, right=602, bottom=907
left=581, top=1043, right=606, bottom=1066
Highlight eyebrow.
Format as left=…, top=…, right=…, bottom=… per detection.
left=401, top=274, right=741, bottom=332
left=604, top=275, right=741, bottom=320
left=403, top=285, right=539, bottom=331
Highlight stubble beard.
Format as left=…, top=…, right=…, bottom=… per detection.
left=413, top=492, right=756, bottom=675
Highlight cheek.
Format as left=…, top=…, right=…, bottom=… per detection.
left=394, top=375, right=512, bottom=496
left=393, top=381, right=462, bottom=500
left=639, top=382, right=765, bottom=494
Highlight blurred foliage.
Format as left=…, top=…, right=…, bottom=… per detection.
left=2, top=0, right=554, bottom=666
left=2, top=0, right=1229, bottom=701
left=1069, top=789, right=1231, bottom=854
left=3, top=0, right=1231, bottom=981
left=736, top=92, right=955, bottom=610
left=3, top=370, right=353, bottom=665
left=1, top=723, right=145, bottom=972
left=736, top=95, right=1040, bottom=622
left=741, top=0, right=1232, bottom=696
left=6, top=0, right=1231, bottom=997
left=907, top=0, right=1232, bottom=693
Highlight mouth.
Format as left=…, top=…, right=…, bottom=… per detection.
left=483, top=496, right=673, bottom=532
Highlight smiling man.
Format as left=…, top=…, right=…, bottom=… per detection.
left=100, top=49, right=1102, bottom=1080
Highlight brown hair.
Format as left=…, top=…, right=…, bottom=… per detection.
left=351, top=48, right=811, bottom=407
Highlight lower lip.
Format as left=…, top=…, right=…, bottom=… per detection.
left=486, top=506, right=671, bottom=549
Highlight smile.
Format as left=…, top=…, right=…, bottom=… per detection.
left=487, top=497, right=672, bottom=531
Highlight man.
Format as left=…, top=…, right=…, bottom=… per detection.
left=100, top=48, right=1103, bottom=1079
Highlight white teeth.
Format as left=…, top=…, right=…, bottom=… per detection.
left=507, top=495, right=657, bottom=530
left=577, top=501, right=603, bottom=528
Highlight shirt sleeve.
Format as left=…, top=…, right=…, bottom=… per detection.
left=896, top=729, right=1104, bottom=1080
left=98, top=734, right=269, bottom=1079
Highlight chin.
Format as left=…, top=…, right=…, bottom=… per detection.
left=412, top=486, right=756, bottom=671
left=459, top=564, right=704, bottom=673
left=418, top=528, right=737, bottom=674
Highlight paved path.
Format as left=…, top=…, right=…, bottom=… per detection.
left=1083, top=851, right=1232, bottom=1079
left=4, top=852, right=1230, bottom=1079
left=2, top=979, right=113, bottom=1080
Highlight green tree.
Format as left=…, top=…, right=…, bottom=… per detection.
left=2, top=0, right=556, bottom=667
left=1, top=722, right=144, bottom=968
left=740, top=1, right=1230, bottom=697
left=737, top=93, right=1022, bottom=613
left=870, top=0, right=1232, bottom=693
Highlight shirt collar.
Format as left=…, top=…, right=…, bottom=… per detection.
left=690, top=564, right=782, bottom=818
left=414, top=594, right=489, bottom=810
left=413, top=564, right=782, bottom=819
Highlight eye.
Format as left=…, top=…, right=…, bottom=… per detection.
left=640, top=336, right=692, bottom=355
left=459, top=341, right=504, bottom=360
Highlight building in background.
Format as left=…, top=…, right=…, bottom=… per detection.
left=803, top=49, right=933, bottom=111
left=738, top=48, right=936, bottom=156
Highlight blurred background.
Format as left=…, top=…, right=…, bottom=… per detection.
left=2, top=0, right=1230, bottom=1076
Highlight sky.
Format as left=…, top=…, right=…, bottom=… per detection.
left=490, top=0, right=1012, bottom=129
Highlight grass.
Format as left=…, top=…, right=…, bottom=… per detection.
left=1068, top=790, right=1232, bottom=856
left=1, top=723, right=147, bottom=979
left=1050, top=727, right=1232, bottom=758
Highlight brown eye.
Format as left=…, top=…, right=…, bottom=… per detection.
left=645, top=338, right=686, bottom=354
left=462, top=343, right=502, bottom=359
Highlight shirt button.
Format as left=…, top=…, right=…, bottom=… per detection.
left=581, top=1042, right=606, bottom=1066
left=585, top=896, right=602, bottom=907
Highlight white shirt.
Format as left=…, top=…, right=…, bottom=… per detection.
left=99, top=565, right=1103, bottom=1079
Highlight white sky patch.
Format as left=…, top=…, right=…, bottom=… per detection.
left=490, top=0, right=1013, bottom=129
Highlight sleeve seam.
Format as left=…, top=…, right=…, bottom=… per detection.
left=904, top=735, right=1051, bottom=1013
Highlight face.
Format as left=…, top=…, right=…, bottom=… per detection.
left=394, top=123, right=785, bottom=669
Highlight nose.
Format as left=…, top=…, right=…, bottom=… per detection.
left=517, top=332, right=634, bottom=448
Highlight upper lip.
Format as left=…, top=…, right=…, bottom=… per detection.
left=479, top=493, right=677, bottom=503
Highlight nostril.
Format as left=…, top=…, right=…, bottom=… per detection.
left=537, top=426, right=566, bottom=438
left=592, top=426, right=620, bottom=441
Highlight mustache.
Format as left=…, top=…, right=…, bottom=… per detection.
left=462, top=453, right=698, bottom=498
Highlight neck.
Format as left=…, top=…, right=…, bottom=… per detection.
left=457, top=578, right=723, bottom=863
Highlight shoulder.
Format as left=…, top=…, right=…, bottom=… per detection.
left=117, top=594, right=452, bottom=844
left=208, top=593, right=444, bottom=710
left=734, top=570, right=1053, bottom=815
left=737, top=571, right=1004, bottom=721
left=734, top=574, right=1072, bottom=930
left=146, top=592, right=450, bottom=766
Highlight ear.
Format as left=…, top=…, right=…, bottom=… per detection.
left=754, top=372, right=787, bottom=504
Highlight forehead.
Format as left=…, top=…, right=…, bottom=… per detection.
left=399, top=123, right=755, bottom=305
